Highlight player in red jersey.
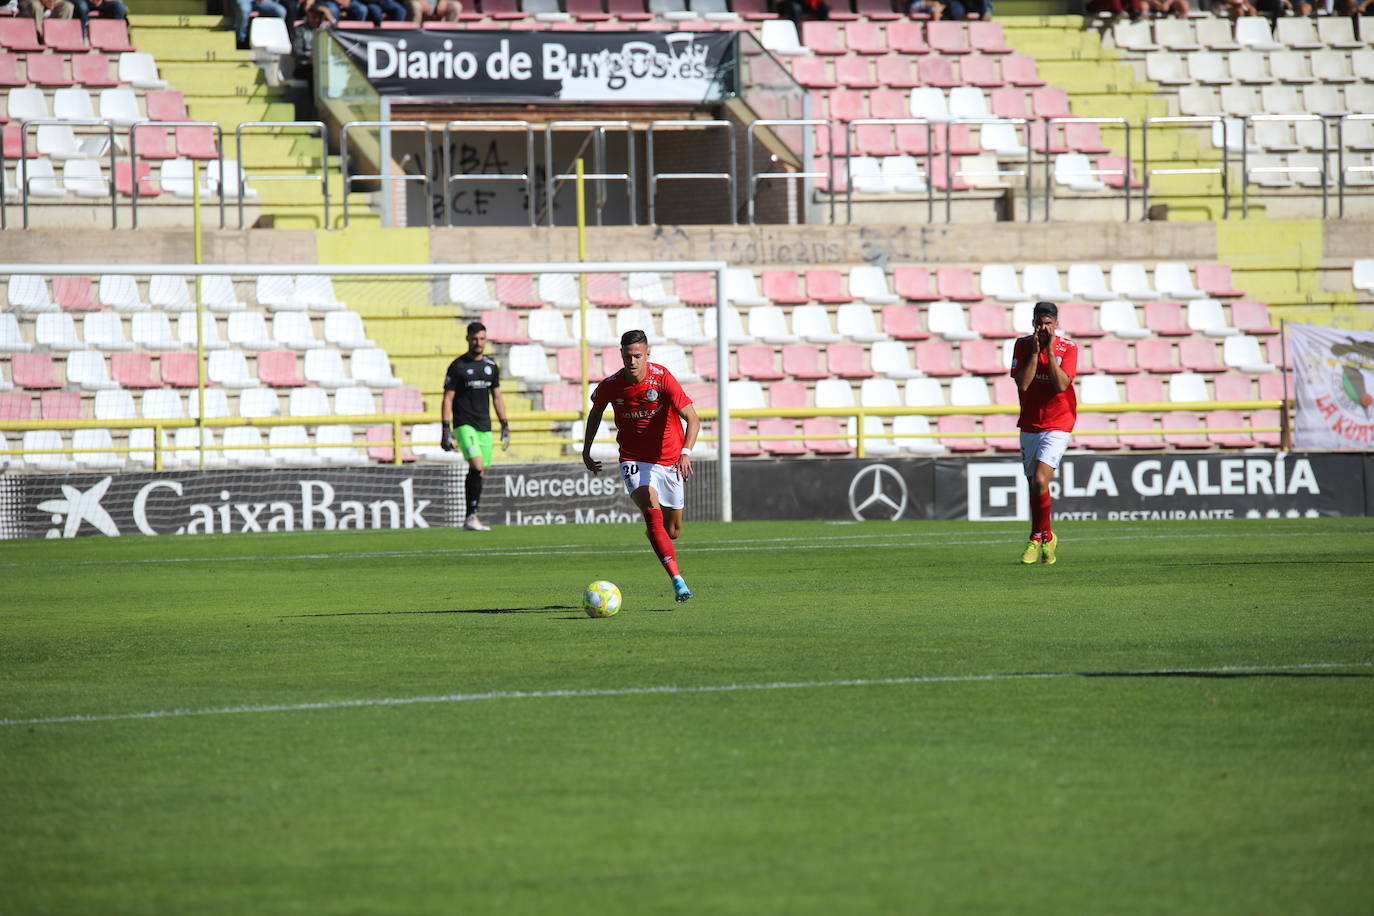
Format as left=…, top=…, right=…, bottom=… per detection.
left=1010, top=301, right=1078, bottom=565
left=582, top=329, right=702, bottom=602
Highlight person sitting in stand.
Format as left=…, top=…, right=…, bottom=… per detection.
left=234, top=0, right=288, bottom=49
left=71, top=0, right=128, bottom=30
left=774, top=0, right=828, bottom=32
left=20, top=0, right=75, bottom=41
left=906, top=0, right=964, bottom=20
left=406, top=0, right=460, bottom=23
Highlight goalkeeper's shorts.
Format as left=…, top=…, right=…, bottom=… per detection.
left=456, top=425, right=493, bottom=465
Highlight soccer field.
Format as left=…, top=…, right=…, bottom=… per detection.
left=3, top=518, right=1373, bottom=915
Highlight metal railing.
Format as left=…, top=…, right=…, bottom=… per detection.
left=234, top=121, right=329, bottom=230
left=18, top=119, right=119, bottom=229
left=340, top=120, right=433, bottom=228
left=1043, top=117, right=1132, bottom=222
left=1142, top=115, right=1229, bottom=220
left=442, top=120, right=537, bottom=229
left=941, top=117, right=1033, bottom=224
left=543, top=121, right=637, bottom=227
left=842, top=118, right=935, bottom=224
left=745, top=118, right=829, bottom=225
left=1241, top=114, right=1329, bottom=219
left=1337, top=114, right=1374, bottom=217
left=646, top=119, right=737, bottom=226
left=129, top=121, right=226, bottom=230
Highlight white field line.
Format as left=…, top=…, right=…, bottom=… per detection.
left=3, top=662, right=1370, bottom=729
left=0, top=527, right=1367, bottom=570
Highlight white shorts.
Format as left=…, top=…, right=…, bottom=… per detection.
left=1020, top=430, right=1072, bottom=477
left=620, top=460, right=685, bottom=510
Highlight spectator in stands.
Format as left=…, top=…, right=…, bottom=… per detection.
left=1143, top=0, right=1188, bottom=16
left=20, top=0, right=75, bottom=40
left=1254, top=0, right=1305, bottom=22
left=773, top=0, right=829, bottom=32
left=1084, top=0, right=1147, bottom=22
left=71, top=0, right=128, bottom=29
left=291, top=1, right=331, bottom=71
left=407, top=0, right=460, bottom=23
left=906, top=0, right=965, bottom=20
left=234, top=0, right=288, bottom=49
left=1212, top=0, right=1258, bottom=19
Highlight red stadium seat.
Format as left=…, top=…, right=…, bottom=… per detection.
left=72, top=52, right=119, bottom=87
left=875, top=56, right=919, bottom=88
left=914, top=340, right=961, bottom=376
left=992, top=375, right=1018, bottom=403
left=1124, top=375, right=1164, bottom=403
left=1143, top=301, right=1190, bottom=336
left=828, top=343, right=873, bottom=378
left=1251, top=409, right=1281, bottom=447
left=1231, top=300, right=1278, bottom=334
left=258, top=351, right=308, bottom=387
left=959, top=55, right=1005, bottom=88
left=960, top=339, right=1005, bottom=375
left=1179, top=338, right=1227, bottom=372
left=177, top=126, right=219, bottom=160
left=732, top=0, right=777, bottom=17
left=1162, top=412, right=1209, bottom=448
left=769, top=381, right=808, bottom=408
left=1205, top=410, right=1257, bottom=448
left=158, top=353, right=201, bottom=388
left=112, top=352, right=161, bottom=388
left=1031, top=87, right=1073, bottom=119
left=803, top=417, right=851, bottom=453
left=938, top=415, right=985, bottom=450
left=893, top=266, right=939, bottom=301
left=969, top=304, right=1014, bottom=338
left=114, top=161, right=160, bottom=197
left=1063, top=121, right=1111, bottom=154
left=587, top=272, right=632, bottom=307
left=762, top=269, right=808, bottom=304
left=1058, top=304, right=1104, bottom=338
left=738, top=345, right=785, bottom=380
left=1074, top=413, right=1120, bottom=450
left=729, top=418, right=762, bottom=457
left=828, top=89, right=867, bottom=122
left=366, top=425, right=418, bottom=463
left=803, top=21, right=845, bottom=54
left=25, top=52, right=73, bottom=87
left=481, top=309, right=529, bottom=344
left=130, top=125, right=176, bottom=160
left=791, top=57, right=835, bottom=89
left=1266, top=337, right=1289, bottom=370
left=146, top=90, right=190, bottom=121
left=1001, top=54, right=1045, bottom=87
left=760, top=418, right=806, bottom=455
left=0, top=393, right=34, bottom=420
left=541, top=383, right=582, bottom=412
left=42, top=18, right=87, bottom=51
left=880, top=305, right=929, bottom=340
left=382, top=387, right=424, bottom=414
left=886, top=20, right=929, bottom=53
left=52, top=276, right=98, bottom=311
left=1090, top=339, right=1140, bottom=374
left=1257, top=373, right=1288, bottom=401
left=1097, top=156, right=1142, bottom=190
left=41, top=391, right=82, bottom=420
left=869, top=88, right=909, bottom=119
left=782, top=344, right=827, bottom=380
left=495, top=273, right=541, bottom=308
left=990, top=87, right=1031, bottom=120
left=984, top=414, right=1020, bottom=451
left=836, top=56, right=877, bottom=89
left=1135, top=339, right=1182, bottom=374
left=0, top=19, right=44, bottom=53
left=567, top=0, right=611, bottom=18
left=1117, top=412, right=1165, bottom=449
left=12, top=353, right=63, bottom=389
left=1212, top=374, right=1253, bottom=401
left=88, top=19, right=136, bottom=52
left=969, top=21, right=1012, bottom=53
left=936, top=267, right=982, bottom=301
left=1195, top=263, right=1244, bottom=297
left=928, top=21, right=972, bottom=54
left=674, top=272, right=715, bottom=306
left=846, top=20, right=887, bottom=54
left=0, top=52, right=23, bottom=88
left=917, top=55, right=959, bottom=88
left=805, top=269, right=852, bottom=304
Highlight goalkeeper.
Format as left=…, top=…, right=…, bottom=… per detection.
left=441, top=321, right=509, bottom=531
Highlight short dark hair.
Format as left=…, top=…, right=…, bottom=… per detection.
left=466, top=321, right=486, bottom=337
left=1032, top=301, right=1058, bottom=320
left=620, top=329, right=648, bottom=348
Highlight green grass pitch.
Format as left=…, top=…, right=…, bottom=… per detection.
left=3, top=518, right=1373, bottom=915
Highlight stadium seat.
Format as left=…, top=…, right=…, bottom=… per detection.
left=1073, top=414, right=1120, bottom=450
left=1116, top=413, right=1165, bottom=449
left=587, top=273, right=633, bottom=307
left=880, top=305, right=928, bottom=341
left=1125, top=375, right=1165, bottom=403
left=1108, top=263, right=1158, bottom=300
left=1188, top=51, right=1230, bottom=85
left=22, top=429, right=76, bottom=472
left=828, top=344, right=873, bottom=379
left=1195, top=16, right=1240, bottom=51
left=1179, top=338, right=1227, bottom=373
left=110, top=352, right=160, bottom=389
left=177, top=313, right=229, bottom=351
left=792, top=305, right=842, bottom=344
left=1089, top=339, right=1138, bottom=375
left=0, top=314, right=32, bottom=353
left=1230, top=301, right=1277, bottom=335
left=1162, top=412, right=1209, bottom=448
left=926, top=301, right=978, bottom=341
left=83, top=312, right=135, bottom=351
left=1235, top=16, right=1281, bottom=52
left=1187, top=299, right=1240, bottom=337
left=207, top=350, right=256, bottom=389
left=35, top=312, right=84, bottom=351
left=761, top=269, right=808, bottom=305
left=893, top=266, right=939, bottom=302
left=1317, top=16, right=1363, bottom=49
left=914, top=340, right=961, bottom=376
left=1058, top=303, right=1104, bottom=339
left=142, top=389, right=185, bottom=420
left=661, top=307, right=711, bottom=346
left=1098, top=300, right=1148, bottom=339
left=1147, top=52, right=1191, bottom=86
left=19, top=158, right=66, bottom=198
left=760, top=20, right=805, bottom=55
left=1065, top=263, right=1114, bottom=301
left=837, top=303, right=887, bottom=342
left=936, top=267, right=981, bottom=301
left=848, top=266, right=899, bottom=305
left=747, top=306, right=798, bottom=345
left=52, top=276, right=98, bottom=312
left=959, top=340, right=1005, bottom=376
left=781, top=343, right=826, bottom=380
left=1221, top=335, right=1276, bottom=374
left=61, top=352, right=113, bottom=393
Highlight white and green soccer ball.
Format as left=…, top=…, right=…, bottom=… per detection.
left=582, top=580, right=622, bottom=618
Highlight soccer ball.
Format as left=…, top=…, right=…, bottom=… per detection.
left=583, top=580, right=622, bottom=618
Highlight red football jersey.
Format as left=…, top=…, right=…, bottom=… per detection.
left=590, top=363, right=694, bottom=465
left=1010, top=334, right=1079, bottom=432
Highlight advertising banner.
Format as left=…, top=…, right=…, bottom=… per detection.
left=729, top=458, right=938, bottom=521
left=1288, top=322, right=1374, bottom=450
left=942, top=453, right=1367, bottom=522
left=328, top=29, right=737, bottom=102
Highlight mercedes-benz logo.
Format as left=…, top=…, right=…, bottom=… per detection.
left=848, top=464, right=909, bottom=521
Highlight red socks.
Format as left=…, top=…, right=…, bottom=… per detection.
left=1033, top=488, right=1053, bottom=542
left=643, top=508, right=680, bottom=578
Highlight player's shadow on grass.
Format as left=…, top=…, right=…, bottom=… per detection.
left=1080, top=671, right=1374, bottom=679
